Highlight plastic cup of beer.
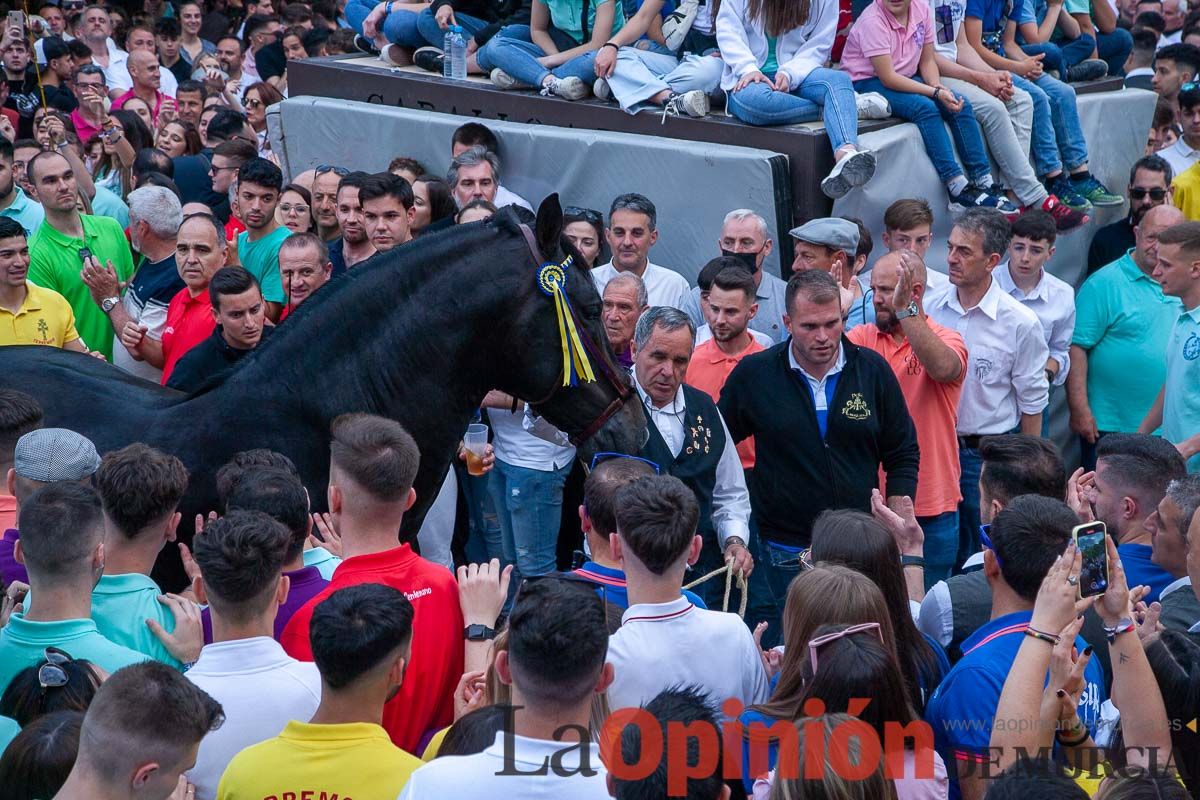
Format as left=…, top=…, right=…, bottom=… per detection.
left=464, top=423, right=488, bottom=476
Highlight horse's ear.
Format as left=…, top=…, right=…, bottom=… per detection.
left=535, top=194, right=564, bottom=259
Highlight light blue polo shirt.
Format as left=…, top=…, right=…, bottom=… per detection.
left=0, top=187, right=44, bottom=237
left=1072, top=251, right=1181, bottom=432
left=91, top=572, right=182, bottom=668
left=237, top=226, right=289, bottom=304
left=302, top=546, right=341, bottom=580
left=1164, top=305, right=1200, bottom=472
left=0, top=715, right=19, bottom=757
left=91, top=185, right=130, bottom=229
left=0, top=614, right=146, bottom=695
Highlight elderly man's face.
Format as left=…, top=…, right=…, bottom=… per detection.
left=452, top=161, right=496, bottom=206
left=602, top=281, right=643, bottom=353
left=632, top=322, right=693, bottom=408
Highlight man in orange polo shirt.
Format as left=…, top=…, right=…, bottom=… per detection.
left=685, top=267, right=766, bottom=470
left=158, top=213, right=227, bottom=385
left=847, top=250, right=967, bottom=587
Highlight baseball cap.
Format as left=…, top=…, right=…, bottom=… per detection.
left=787, top=218, right=860, bottom=254
left=13, top=428, right=101, bottom=482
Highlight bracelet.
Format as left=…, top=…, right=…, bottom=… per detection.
left=932, top=86, right=943, bottom=100
left=601, top=41, right=619, bottom=52
left=1056, top=723, right=1089, bottom=747
left=1103, top=617, right=1135, bottom=642
left=901, top=555, right=925, bottom=568
left=510, top=394, right=519, bottom=413
left=1024, top=627, right=1061, bottom=646
left=385, top=1, right=393, bottom=12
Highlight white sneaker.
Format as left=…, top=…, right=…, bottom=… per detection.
left=661, top=90, right=709, bottom=123
left=490, top=68, right=518, bottom=89
left=541, top=76, right=589, bottom=100
left=594, top=77, right=612, bottom=101
left=379, top=43, right=412, bottom=67
left=662, top=0, right=700, bottom=51
left=820, top=148, right=877, bottom=199
left=855, top=92, right=891, bottom=120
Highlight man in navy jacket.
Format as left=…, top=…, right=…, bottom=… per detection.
left=719, top=269, right=920, bottom=608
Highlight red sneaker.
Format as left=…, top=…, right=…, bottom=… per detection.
left=1033, top=194, right=1089, bottom=232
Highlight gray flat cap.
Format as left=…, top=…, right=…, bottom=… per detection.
left=13, top=428, right=101, bottom=482
left=788, top=218, right=860, bottom=253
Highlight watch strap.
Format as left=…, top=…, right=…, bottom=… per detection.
left=464, top=624, right=496, bottom=641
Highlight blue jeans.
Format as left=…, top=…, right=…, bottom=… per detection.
left=344, top=0, right=426, bottom=48
left=1097, top=28, right=1133, bottom=77
left=918, top=510, right=959, bottom=589
left=415, top=7, right=489, bottom=48
left=1019, top=36, right=1095, bottom=73
left=956, top=445, right=983, bottom=574
left=853, top=76, right=990, bottom=184
left=727, top=67, right=859, bottom=151
left=756, top=535, right=804, bottom=627
left=488, top=458, right=571, bottom=580
left=685, top=526, right=780, bottom=645
left=1012, top=73, right=1089, bottom=173
left=457, top=462, right=501, bottom=562
left=477, top=24, right=597, bottom=88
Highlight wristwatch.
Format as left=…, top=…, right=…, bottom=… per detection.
left=895, top=300, right=920, bottom=320
left=464, top=624, right=496, bottom=641
left=100, top=296, right=120, bottom=313
left=724, top=536, right=747, bottom=551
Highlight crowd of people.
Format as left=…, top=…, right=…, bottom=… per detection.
left=0, top=0, right=1197, bottom=799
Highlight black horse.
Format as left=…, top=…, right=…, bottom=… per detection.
left=0, top=196, right=645, bottom=589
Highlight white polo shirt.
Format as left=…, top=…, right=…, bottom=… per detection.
left=185, top=636, right=322, bottom=800
left=1158, top=136, right=1200, bottom=182
left=606, top=595, right=769, bottom=716
left=591, top=260, right=691, bottom=310
left=926, top=277, right=1049, bottom=435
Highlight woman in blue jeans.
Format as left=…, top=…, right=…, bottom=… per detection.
left=479, top=0, right=625, bottom=99
left=840, top=0, right=1018, bottom=214
left=346, top=0, right=432, bottom=63
left=715, top=0, right=877, bottom=200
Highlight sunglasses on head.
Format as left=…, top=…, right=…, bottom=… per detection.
left=1130, top=187, right=1168, bottom=201
left=316, top=164, right=349, bottom=177
left=38, top=647, right=73, bottom=690
left=808, top=623, right=883, bottom=673
left=589, top=452, right=661, bottom=474
left=564, top=206, right=603, bottom=225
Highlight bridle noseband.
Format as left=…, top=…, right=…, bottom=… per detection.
left=517, top=223, right=633, bottom=447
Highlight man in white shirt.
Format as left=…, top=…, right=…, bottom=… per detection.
left=1159, top=83, right=1200, bottom=177
left=995, top=210, right=1076, bottom=394
left=449, top=122, right=534, bottom=211
left=629, top=306, right=755, bottom=612
left=401, top=577, right=614, bottom=799
left=926, top=208, right=1050, bottom=572
left=590, top=194, right=691, bottom=310
left=605, top=474, right=769, bottom=715
left=183, top=511, right=322, bottom=800
left=681, top=209, right=789, bottom=344
left=1147, top=475, right=1200, bottom=632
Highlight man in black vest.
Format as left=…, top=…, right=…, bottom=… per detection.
left=629, top=306, right=756, bottom=617
left=719, top=269, right=920, bottom=622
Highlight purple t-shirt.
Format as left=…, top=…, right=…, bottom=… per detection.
left=201, top=565, right=329, bottom=643
left=0, top=529, right=26, bottom=587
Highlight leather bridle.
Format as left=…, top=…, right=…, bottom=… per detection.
left=517, top=223, right=633, bottom=447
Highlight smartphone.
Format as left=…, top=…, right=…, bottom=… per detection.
left=77, top=247, right=92, bottom=266
left=7, top=10, right=24, bottom=32
left=1072, top=521, right=1109, bottom=599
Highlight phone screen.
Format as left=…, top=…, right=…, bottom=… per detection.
left=1073, top=522, right=1108, bottom=598
left=77, top=248, right=92, bottom=265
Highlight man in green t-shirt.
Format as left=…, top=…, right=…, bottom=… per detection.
left=235, top=157, right=289, bottom=322
left=26, top=151, right=135, bottom=361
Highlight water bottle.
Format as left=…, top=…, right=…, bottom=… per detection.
left=448, top=25, right=467, bottom=80
left=443, top=26, right=455, bottom=79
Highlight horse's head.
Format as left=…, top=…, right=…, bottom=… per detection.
left=500, top=195, right=646, bottom=461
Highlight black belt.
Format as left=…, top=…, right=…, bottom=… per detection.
left=958, top=435, right=983, bottom=450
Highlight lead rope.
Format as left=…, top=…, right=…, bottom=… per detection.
left=683, top=565, right=748, bottom=618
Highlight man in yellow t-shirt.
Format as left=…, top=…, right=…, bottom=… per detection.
left=216, top=584, right=423, bottom=800
left=1173, top=160, right=1200, bottom=221
left=0, top=217, right=93, bottom=353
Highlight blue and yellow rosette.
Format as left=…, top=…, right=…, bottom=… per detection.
left=536, top=258, right=596, bottom=386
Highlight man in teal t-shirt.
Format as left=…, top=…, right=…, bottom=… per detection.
left=234, top=157, right=288, bottom=320
left=26, top=151, right=136, bottom=361
left=90, top=443, right=195, bottom=669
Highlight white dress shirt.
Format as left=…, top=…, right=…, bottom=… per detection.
left=1157, top=136, right=1200, bottom=181
left=591, top=259, right=692, bottom=310
left=98, top=39, right=178, bottom=96
left=926, top=278, right=1050, bottom=435
left=400, top=732, right=610, bottom=799
left=486, top=406, right=575, bottom=471
left=633, top=373, right=751, bottom=548
left=995, top=264, right=1077, bottom=385
left=185, top=637, right=321, bottom=800
left=606, top=595, right=770, bottom=715
left=494, top=184, right=533, bottom=211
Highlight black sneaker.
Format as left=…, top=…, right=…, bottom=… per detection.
left=948, top=183, right=1021, bottom=215
left=1065, top=59, right=1108, bottom=82
left=413, top=46, right=445, bottom=74
left=353, top=34, right=379, bottom=55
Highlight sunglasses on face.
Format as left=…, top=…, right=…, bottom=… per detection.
left=1130, top=187, right=1168, bottom=201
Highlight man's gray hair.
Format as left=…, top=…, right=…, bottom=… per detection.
left=1166, top=474, right=1200, bottom=540
left=127, top=186, right=182, bottom=239
left=634, top=306, right=695, bottom=349
left=723, top=208, right=769, bottom=239
left=446, top=145, right=501, bottom=188
left=609, top=193, right=656, bottom=231
left=953, top=208, right=1011, bottom=258
left=605, top=272, right=648, bottom=309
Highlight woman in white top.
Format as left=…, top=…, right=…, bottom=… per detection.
left=715, top=0, right=876, bottom=199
